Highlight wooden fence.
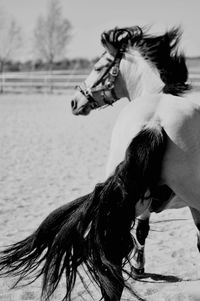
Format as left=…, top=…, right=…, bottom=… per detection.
left=0, top=69, right=200, bottom=94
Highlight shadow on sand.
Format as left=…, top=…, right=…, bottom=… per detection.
left=135, top=272, right=200, bottom=284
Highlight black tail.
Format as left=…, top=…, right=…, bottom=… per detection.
left=0, top=125, right=167, bottom=301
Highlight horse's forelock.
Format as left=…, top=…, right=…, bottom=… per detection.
left=101, top=26, right=143, bottom=50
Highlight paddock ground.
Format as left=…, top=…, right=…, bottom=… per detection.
left=1, top=94, right=200, bottom=300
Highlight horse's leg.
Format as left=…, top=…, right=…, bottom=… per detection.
left=132, top=185, right=174, bottom=277
left=131, top=209, right=151, bottom=276
left=189, top=207, right=200, bottom=252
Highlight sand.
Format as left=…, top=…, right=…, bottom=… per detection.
left=0, top=94, right=200, bottom=301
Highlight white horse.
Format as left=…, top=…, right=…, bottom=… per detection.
left=71, top=26, right=200, bottom=276
left=0, top=26, right=200, bottom=301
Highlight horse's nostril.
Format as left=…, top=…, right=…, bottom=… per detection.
left=71, top=99, right=77, bottom=110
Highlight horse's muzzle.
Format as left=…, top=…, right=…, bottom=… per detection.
left=71, top=99, right=91, bottom=116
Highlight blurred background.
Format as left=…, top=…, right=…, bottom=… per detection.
left=0, top=0, right=199, bottom=93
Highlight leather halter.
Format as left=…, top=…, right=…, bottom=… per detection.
left=75, top=49, right=124, bottom=109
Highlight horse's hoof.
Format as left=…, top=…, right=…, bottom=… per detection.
left=131, top=266, right=145, bottom=279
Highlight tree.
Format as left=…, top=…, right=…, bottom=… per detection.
left=34, top=0, right=72, bottom=69
left=0, top=12, right=22, bottom=92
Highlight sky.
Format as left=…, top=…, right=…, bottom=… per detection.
left=1, top=0, right=200, bottom=60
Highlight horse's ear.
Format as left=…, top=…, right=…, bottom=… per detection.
left=129, top=26, right=143, bottom=41
left=116, top=26, right=142, bottom=43
left=101, top=28, right=130, bottom=52
left=116, top=30, right=131, bottom=43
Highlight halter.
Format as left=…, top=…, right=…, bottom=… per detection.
left=75, top=49, right=125, bottom=109
left=74, top=27, right=145, bottom=110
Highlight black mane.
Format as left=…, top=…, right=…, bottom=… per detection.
left=102, top=26, right=191, bottom=96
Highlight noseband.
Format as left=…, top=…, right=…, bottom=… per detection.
left=76, top=49, right=124, bottom=109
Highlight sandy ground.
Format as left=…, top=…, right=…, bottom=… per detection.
left=1, top=94, right=200, bottom=301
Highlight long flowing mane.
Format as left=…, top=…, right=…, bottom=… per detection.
left=102, top=26, right=191, bottom=96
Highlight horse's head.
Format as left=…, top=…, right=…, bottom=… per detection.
left=71, top=27, right=142, bottom=115
left=71, top=26, right=190, bottom=115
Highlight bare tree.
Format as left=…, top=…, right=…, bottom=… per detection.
left=34, top=0, right=72, bottom=69
left=0, top=13, right=22, bottom=92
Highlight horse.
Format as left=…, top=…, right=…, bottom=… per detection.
left=0, top=26, right=200, bottom=301
left=71, top=26, right=200, bottom=276
left=71, top=27, right=199, bottom=278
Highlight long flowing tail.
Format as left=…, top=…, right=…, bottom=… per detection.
left=0, top=125, right=167, bottom=300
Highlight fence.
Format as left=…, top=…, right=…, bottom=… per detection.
left=0, top=70, right=90, bottom=94
left=0, top=69, right=200, bottom=94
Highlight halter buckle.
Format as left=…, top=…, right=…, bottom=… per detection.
left=110, top=66, right=119, bottom=77
left=106, top=81, right=113, bottom=89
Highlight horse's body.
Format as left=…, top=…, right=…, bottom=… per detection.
left=70, top=26, right=200, bottom=279
left=0, top=26, right=199, bottom=301
left=106, top=92, right=200, bottom=212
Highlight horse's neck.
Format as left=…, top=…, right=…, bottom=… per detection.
left=122, top=49, right=165, bottom=100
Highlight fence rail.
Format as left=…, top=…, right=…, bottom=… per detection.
left=0, top=69, right=200, bottom=94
